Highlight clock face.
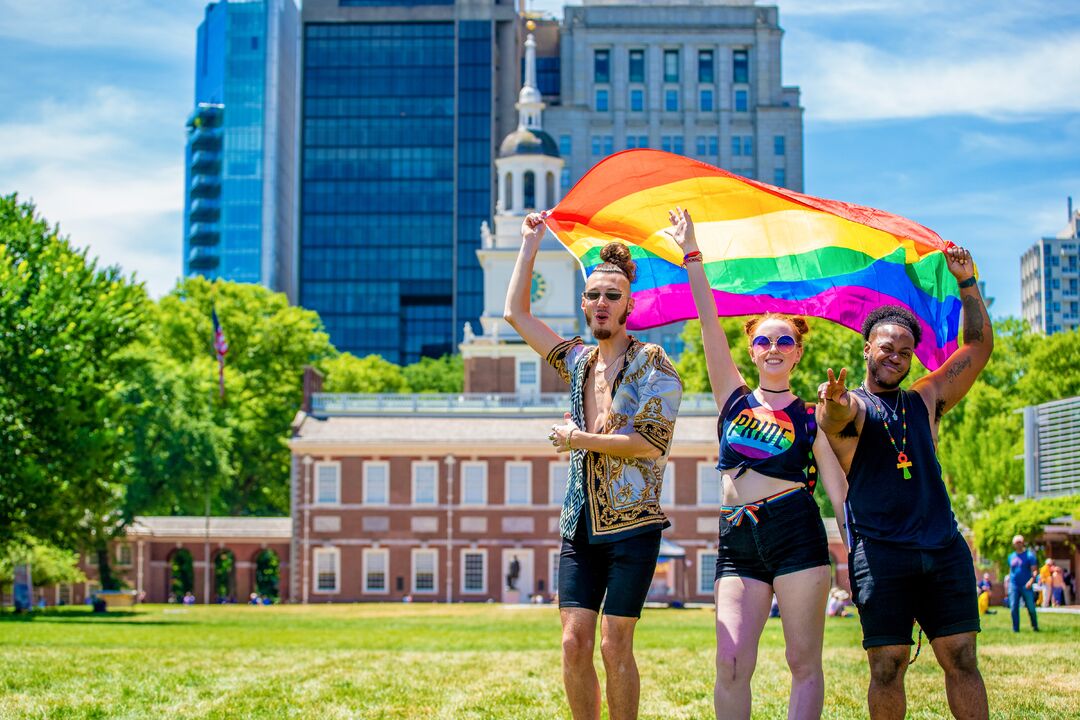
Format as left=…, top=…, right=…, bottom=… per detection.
left=530, top=271, right=547, bottom=304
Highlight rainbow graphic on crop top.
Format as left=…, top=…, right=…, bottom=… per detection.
left=725, top=406, right=796, bottom=459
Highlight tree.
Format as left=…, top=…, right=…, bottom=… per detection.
left=146, top=277, right=334, bottom=515
left=0, top=539, right=87, bottom=607
left=0, top=194, right=147, bottom=552
left=404, top=354, right=464, bottom=393
left=321, top=353, right=409, bottom=393
left=974, top=495, right=1080, bottom=574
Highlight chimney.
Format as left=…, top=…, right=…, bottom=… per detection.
left=301, top=365, right=324, bottom=413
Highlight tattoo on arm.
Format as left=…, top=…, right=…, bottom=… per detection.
left=962, top=295, right=985, bottom=343
left=945, top=356, right=971, bottom=382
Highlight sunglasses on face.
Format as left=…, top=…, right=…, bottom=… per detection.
left=583, top=290, right=624, bottom=302
left=751, top=335, right=798, bottom=353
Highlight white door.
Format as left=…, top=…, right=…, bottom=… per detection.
left=501, top=549, right=534, bottom=603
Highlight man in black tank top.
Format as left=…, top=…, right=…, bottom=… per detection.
left=817, top=245, right=994, bottom=720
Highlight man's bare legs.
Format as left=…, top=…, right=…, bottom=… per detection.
left=866, top=645, right=909, bottom=720
left=773, top=565, right=830, bottom=720
left=562, top=608, right=601, bottom=720
left=600, top=614, right=640, bottom=720
left=714, top=576, right=773, bottom=719
left=930, top=632, right=988, bottom=720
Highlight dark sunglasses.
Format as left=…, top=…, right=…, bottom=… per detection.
left=751, top=335, right=798, bottom=353
left=583, top=290, right=624, bottom=302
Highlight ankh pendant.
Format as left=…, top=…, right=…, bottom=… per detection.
left=896, top=452, right=913, bottom=480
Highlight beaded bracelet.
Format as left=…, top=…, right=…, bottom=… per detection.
left=683, top=250, right=703, bottom=266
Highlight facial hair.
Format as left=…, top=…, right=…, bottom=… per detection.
left=866, top=355, right=910, bottom=390
left=586, top=305, right=629, bottom=341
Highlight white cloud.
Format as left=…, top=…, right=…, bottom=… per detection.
left=789, top=32, right=1080, bottom=121
left=0, top=86, right=185, bottom=297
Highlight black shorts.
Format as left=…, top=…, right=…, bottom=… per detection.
left=558, top=514, right=661, bottom=619
left=849, top=533, right=980, bottom=649
left=715, top=489, right=830, bottom=585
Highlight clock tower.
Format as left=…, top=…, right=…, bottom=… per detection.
left=461, top=21, right=579, bottom=395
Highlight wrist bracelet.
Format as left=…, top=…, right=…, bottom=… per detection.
left=958, top=275, right=977, bottom=289
left=683, top=250, right=703, bottom=266
left=567, top=429, right=574, bottom=450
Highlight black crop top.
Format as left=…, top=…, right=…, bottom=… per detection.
left=716, top=385, right=818, bottom=490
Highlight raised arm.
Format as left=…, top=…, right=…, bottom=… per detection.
left=504, top=213, right=565, bottom=359
left=666, top=207, right=745, bottom=411
left=912, top=245, right=994, bottom=418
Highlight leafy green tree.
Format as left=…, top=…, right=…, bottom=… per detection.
left=1016, top=326, right=1080, bottom=404
left=404, top=354, right=464, bottom=393
left=974, top=495, right=1080, bottom=574
left=321, top=353, right=409, bottom=393
left=147, top=277, right=334, bottom=515
left=0, top=538, right=87, bottom=606
left=0, top=194, right=147, bottom=552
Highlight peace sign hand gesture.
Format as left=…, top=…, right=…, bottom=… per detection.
left=819, top=368, right=851, bottom=408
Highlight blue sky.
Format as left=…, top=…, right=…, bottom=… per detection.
left=2, top=0, right=1078, bottom=318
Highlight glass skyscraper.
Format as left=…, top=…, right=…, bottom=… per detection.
left=183, top=0, right=299, bottom=300
left=298, top=0, right=516, bottom=363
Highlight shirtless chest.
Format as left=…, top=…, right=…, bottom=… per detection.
left=582, top=371, right=614, bottom=434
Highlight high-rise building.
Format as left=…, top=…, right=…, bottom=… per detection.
left=1021, top=200, right=1080, bottom=335
left=297, top=0, right=518, bottom=364
left=183, top=0, right=300, bottom=300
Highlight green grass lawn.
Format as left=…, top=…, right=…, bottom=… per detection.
left=1, top=603, right=1076, bottom=719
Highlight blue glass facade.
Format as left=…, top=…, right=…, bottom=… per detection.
left=300, top=20, right=492, bottom=363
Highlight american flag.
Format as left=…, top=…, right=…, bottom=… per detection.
left=212, top=308, right=229, bottom=398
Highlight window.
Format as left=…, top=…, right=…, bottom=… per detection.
left=773, top=168, right=786, bottom=187
left=662, top=136, right=684, bottom=155
left=412, top=548, right=438, bottom=594
left=460, top=462, right=487, bottom=506
left=731, top=136, right=742, bottom=157
left=734, top=89, right=748, bottom=112
left=560, top=168, right=571, bottom=191
left=698, top=462, right=721, bottom=506
left=412, top=461, right=438, bottom=506
left=709, top=136, right=718, bottom=156
left=696, top=137, right=707, bottom=156
left=592, top=135, right=602, bottom=156
left=774, top=135, right=786, bottom=156
left=594, top=49, right=610, bottom=83
left=698, top=49, right=714, bottom=83
left=700, top=88, right=714, bottom=112
left=630, top=88, right=644, bottom=112
left=518, top=358, right=539, bottom=395
left=626, top=135, right=648, bottom=149
left=559, top=134, right=572, bottom=156
left=660, top=462, right=675, bottom=507
left=743, top=136, right=753, bottom=156
left=363, top=548, right=388, bottom=593
left=523, top=171, right=535, bottom=209
left=549, top=461, right=569, bottom=505
left=116, top=544, right=132, bottom=566
left=506, top=462, right=531, bottom=505
left=549, top=549, right=560, bottom=596
left=363, top=461, right=389, bottom=505
left=315, top=462, right=340, bottom=505
left=603, top=135, right=614, bottom=155
left=665, top=89, right=679, bottom=112
left=313, top=547, right=340, bottom=593
left=595, top=88, right=609, bottom=112
left=629, top=49, right=645, bottom=83
left=663, top=49, right=679, bottom=82
left=733, top=49, right=749, bottom=83
left=462, top=550, right=486, bottom=594
left=503, top=173, right=513, bottom=212
left=698, top=550, right=718, bottom=594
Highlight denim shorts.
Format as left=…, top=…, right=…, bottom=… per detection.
left=848, top=532, right=980, bottom=649
left=714, top=488, right=830, bottom=585
left=558, top=513, right=662, bottom=619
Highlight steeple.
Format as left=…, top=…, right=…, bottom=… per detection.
left=517, top=24, right=544, bottom=131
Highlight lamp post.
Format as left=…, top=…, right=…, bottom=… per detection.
left=444, top=455, right=456, bottom=604
left=302, top=455, right=313, bottom=605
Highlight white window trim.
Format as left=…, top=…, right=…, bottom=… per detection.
left=115, top=543, right=132, bottom=566
left=661, top=462, right=675, bottom=507
left=697, top=461, right=722, bottom=507
left=549, top=461, right=569, bottom=507
left=549, top=548, right=561, bottom=597
left=459, top=461, right=488, bottom=507
left=411, top=548, right=439, bottom=595
left=505, top=461, right=532, bottom=506
left=312, top=546, right=341, bottom=594
left=515, top=357, right=541, bottom=396
left=697, top=549, right=718, bottom=595
left=362, top=547, right=389, bottom=595
left=362, top=460, right=390, bottom=506
left=412, top=460, right=439, bottom=506
left=460, top=548, right=488, bottom=595
left=313, top=460, right=342, bottom=506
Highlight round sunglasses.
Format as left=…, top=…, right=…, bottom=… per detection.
left=751, top=335, right=799, bottom=354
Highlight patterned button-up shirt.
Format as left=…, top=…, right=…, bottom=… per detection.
left=546, top=335, right=682, bottom=544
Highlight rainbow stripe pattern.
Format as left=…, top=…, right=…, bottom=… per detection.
left=544, top=149, right=966, bottom=369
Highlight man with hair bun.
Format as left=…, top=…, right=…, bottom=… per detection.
left=505, top=212, right=682, bottom=720
left=817, top=244, right=994, bottom=720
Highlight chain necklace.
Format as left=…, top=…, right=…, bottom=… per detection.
left=594, top=347, right=628, bottom=394
left=862, top=384, right=913, bottom=480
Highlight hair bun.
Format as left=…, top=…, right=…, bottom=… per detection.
left=599, top=242, right=637, bottom=282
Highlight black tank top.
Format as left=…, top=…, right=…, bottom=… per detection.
left=846, top=387, right=958, bottom=549
left=717, top=386, right=818, bottom=490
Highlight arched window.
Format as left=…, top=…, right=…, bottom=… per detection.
left=504, top=173, right=513, bottom=212
left=546, top=172, right=556, bottom=206
left=524, top=171, right=536, bottom=210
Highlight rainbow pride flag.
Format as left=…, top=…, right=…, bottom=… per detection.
left=544, top=149, right=966, bottom=370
